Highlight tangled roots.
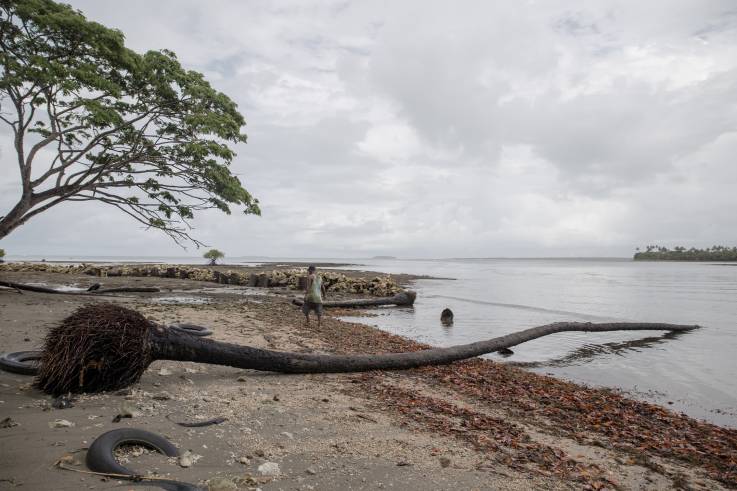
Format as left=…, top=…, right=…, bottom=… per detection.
left=35, top=304, right=153, bottom=395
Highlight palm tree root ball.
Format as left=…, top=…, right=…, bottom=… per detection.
left=35, top=303, right=699, bottom=396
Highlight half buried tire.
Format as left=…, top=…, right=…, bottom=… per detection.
left=0, top=350, right=41, bottom=375
left=86, top=428, right=203, bottom=491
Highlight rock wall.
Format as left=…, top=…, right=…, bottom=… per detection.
left=0, top=263, right=403, bottom=297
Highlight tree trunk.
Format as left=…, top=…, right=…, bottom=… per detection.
left=150, top=321, right=698, bottom=374
left=292, top=291, right=417, bottom=308
left=0, top=196, right=31, bottom=240
left=0, top=281, right=159, bottom=295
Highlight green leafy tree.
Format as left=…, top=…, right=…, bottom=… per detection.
left=0, top=0, right=259, bottom=245
left=0, top=248, right=5, bottom=262
left=203, top=248, right=224, bottom=265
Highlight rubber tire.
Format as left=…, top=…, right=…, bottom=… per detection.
left=169, top=323, right=213, bottom=337
left=0, top=351, right=41, bottom=375
left=86, top=429, right=203, bottom=491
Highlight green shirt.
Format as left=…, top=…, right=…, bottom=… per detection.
left=305, top=274, right=323, bottom=303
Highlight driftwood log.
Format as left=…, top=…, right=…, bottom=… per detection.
left=0, top=281, right=159, bottom=295
left=292, top=290, right=416, bottom=308
left=34, top=303, right=698, bottom=396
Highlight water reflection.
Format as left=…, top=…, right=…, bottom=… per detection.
left=507, top=330, right=690, bottom=368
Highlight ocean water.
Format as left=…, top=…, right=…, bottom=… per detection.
left=5, top=255, right=736, bottom=427
left=334, top=258, right=737, bottom=428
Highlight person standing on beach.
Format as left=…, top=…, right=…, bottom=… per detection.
left=303, top=265, right=327, bottom=327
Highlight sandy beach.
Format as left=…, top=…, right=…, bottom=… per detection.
left=1, top=265, right=735, bottom=490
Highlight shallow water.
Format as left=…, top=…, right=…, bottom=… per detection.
left=332, top=258, right=737, bottom=428
left=9, top=255, right=737, bottom=426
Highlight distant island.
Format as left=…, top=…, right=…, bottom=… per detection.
left=634, top=245, right=737, bottom=261
left=372, top=255, right=397, bottom=260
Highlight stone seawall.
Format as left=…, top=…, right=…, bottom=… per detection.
left=0, top=263, right=403, bottom=297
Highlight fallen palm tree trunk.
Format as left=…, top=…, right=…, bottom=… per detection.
left=292, top=290, right=417, bottom=308
left=35, top=303, right=698, bottom=396
left=0, top=281, right=159, bottom=294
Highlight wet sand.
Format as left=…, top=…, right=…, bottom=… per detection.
left=0, top=268, right=734, bottom=490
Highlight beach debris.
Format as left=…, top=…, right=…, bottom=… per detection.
left=0, top=350, right=41, bottom=375
left=0, top=280, right=159, bottom=295
left=113, top=401, right=141, bottom=422
left=257, top=461, right=281, bottom=477
left=84, top=428, right=200, bottom=489
left=33, top=303, right=698, bottom=396
left=440, top=308, right=454, bottom=326
left=51, top=394, right=75, bottom=409
left=166, top=414, right=227, bottom=427
left=207, top=477, right=237, bottom=490
left=292, top=290, right=416, bottom=309
left=0, top=417, right=18, bottom=428
left=178, top=450, right=197, bottom=468
left=49, top=419, right=74, bottom=428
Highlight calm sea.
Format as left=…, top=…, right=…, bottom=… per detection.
left=6, top=255, right=736, bottom=427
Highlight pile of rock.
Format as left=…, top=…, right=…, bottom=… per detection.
left=0, top=263, right=403, bottom=297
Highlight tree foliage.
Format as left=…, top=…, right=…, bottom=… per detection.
left=634, top=245, right=737, bottom=261
left=203, top=248, right=224, bottom=265
left=0, top=0, right=259, bottom=245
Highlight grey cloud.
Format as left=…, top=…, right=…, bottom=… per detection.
left=1, top=0, right=736, bottom=258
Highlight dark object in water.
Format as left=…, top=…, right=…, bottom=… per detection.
left=440, top=308, right=454, bottom=325
left=85, top=428, right=202, bottom=491
left=87, top=283, right=101, bottom=291
left=498, top=347, right=514, bottom=356
left=0, top=350, right=41, bottom=375
left=33, top=303, right=699, bottom=396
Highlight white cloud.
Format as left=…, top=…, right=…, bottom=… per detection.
left=2, top=0, right=737, bottom=258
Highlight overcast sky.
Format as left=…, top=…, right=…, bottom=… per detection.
left=2, top=0, right=736, bottom=259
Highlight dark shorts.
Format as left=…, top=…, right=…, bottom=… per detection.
left=302, top=300, right=323, bottom=316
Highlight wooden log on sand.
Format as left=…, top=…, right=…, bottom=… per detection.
left=292, top=290, right=417, bottom=308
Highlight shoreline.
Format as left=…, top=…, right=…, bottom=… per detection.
left=1, top=266, right=735, bottom=489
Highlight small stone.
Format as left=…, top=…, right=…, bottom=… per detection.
left=273, top=394, right=280, bottom=401
left=49, top=419, right=74, bottom=428
left=237, top=376, right=247, bottom=382
left=0, top=417, right=18, bottom=428
left=152, top=391, right=172, bottom=401
left=257, top=462, right=281, bottom=477
left=158, top=368, right=173, bottom=376
left=238, top=456, right=250, bottom=465
left=280, top=431, right=294, bottom=439
left=305, top=467, right=317, bottom=475
left=254, top=449, right=265, bottom=457
left=52, top=394, right=75, bottom=409
left=119, top=401, right=141, bottom=418
left=179, top=452, right=193, bottom=468
left=439, top=457, right=451, bottom=468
